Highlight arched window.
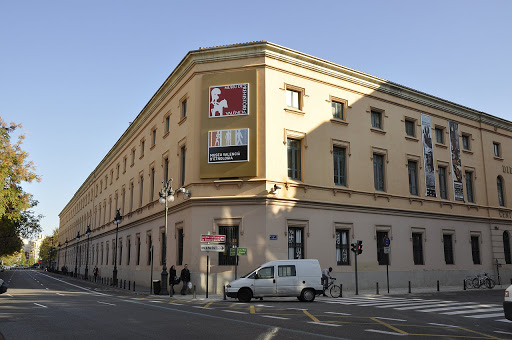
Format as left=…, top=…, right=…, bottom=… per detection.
left=497, top=176, right=505, bottom=207
left=504, top=231, right=512, bottom=264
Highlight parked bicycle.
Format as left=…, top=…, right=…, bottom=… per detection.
left=324, top=277, right=341, bottom=297
left=465, top=273, right=495, bottom=289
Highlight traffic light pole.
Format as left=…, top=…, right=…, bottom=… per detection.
left=354, top=251, right=359, bottom=295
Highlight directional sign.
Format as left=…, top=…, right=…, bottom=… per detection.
left=237, top=248, right=247, bottom=256
left=200, top=244, right=225, bottom=252
left=384, top=247, right=391, bottom=254
left=384, top=236, right=390, bottom=247
left=201, top=235, right=226, bottom=243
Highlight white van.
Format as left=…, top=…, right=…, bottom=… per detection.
left=226, top=259, right=323, bottom=302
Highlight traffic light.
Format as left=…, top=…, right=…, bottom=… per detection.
left=357, top=240, right=363, bottom=255
left=350, top=242, right=357, bottom=253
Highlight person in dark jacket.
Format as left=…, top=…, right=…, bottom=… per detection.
left=180, top=264, right=190, bottom=295
left=169, top=265, right=177, bottom=296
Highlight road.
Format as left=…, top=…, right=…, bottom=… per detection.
left=1, top=270, right=512, bottom=339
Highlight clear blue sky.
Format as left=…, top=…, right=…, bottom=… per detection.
left=1, top=1, right=511, bottom=238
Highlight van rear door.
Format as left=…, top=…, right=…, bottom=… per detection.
left=276, top=265, right=299, bottom=296
left=253, top=266, right=276, bottom=296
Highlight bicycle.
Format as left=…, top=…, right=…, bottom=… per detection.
left=471, top=273, right=496, bottom=289
left=324, top=277, right=341, bottom=298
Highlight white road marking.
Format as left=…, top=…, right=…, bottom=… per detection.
left=223, top=310, right=247, bottom=314
left=97, top=301, right=116, bottom=306
left=149, top=300, right=163, bottom=303
left=394, top=302, right=455, bottom=310
left=261, top=315, right=290, bottom=320
left=168, top=302, right=183, bottom=306
left=34, top=303, right=47, bottom=308
left=495, top=330, right=512, bottom=335
left=325, top=312, right=351, bottom=316
left=45, top=288, right=49, bottom=290
left=256, top=304, right=274, bottom=308
left=365, top=329, right=406, bottom=336
left=38, top=273, right=109, bottom=296
left=286, top=308, right=307, bottom=311
left=5, top=294, right=13, bottom=297
left=466, top=313, right=505, bottom=319
left=307, top=322, right=340, bottom=327
left=193, top=306, right=213, bottom=310
left=56, top=293, right=65, bottom=296
left=375, top=317, right=407, bottom=322
left=443, top=307, right=503, bottom=315
left=418, top=303, right=481, bottom=312
left=496, top=319, right=512, bottom=323
left=258, top=327, right=279, bottom=340
left=428, top=323, right=460, bottom=328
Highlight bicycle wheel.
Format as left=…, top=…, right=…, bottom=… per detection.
left=485, top=278, right=496, bottom=289
left=472, top=278, right=481, bottom=288
left=465, top=278, right=474, bottom=289
left=330, top=284, right=341, bottom=298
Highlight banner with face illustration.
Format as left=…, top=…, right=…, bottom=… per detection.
left=449, top=121, right=464, bottom=201
left=209, top=83, right=249, bottom=118
left=208, top=128, right=249, bottom=163
left=421, top=114, right=436, bottom=197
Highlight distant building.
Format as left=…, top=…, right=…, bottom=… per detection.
left=59, top=41, right=512, bottom=292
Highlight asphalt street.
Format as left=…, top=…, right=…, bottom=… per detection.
left=1, top=270, right=512, bottom=340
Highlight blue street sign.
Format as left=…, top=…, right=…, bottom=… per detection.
left=270, top=235, right=277, bottom=240
left=384, top=236, right=390, bottom=247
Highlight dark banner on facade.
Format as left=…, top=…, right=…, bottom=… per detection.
left=208, top=128, right=249, bottom=163
left=421, top=114, right=436, bottom=197
left=209, top=83, right=249, bottom=118
left=449, top=121, right=464, bottom=201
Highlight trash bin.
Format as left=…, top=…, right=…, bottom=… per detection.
left=153, top=280, right=161, bottom=295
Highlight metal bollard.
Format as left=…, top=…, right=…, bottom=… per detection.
left=340, top=283, right=343, bottom=298
left=376, top=282, right=379, bottom=295
left=437, top=280, right=440, bottom=292
left=193, top=285, right=196, bottom=299
left=223, top=285, right=227, bottom=300
left=124, top=280, right=126, bottom=289
left=464, top=279, right=466, bottom=290
left=129, top=281, right=131, bottom=291
left=133, top=282, right=136, bottom=291
left=408, top=281, right=411, bottom=293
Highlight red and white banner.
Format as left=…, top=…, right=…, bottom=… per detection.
left=201, top=235, right=226, bottom=243
left=209, top=83, right=249, bottom=118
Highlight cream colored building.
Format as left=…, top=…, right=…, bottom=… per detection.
left=58, top=41, right=512, bottom=293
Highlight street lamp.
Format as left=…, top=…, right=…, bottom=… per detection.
left=113, top=209, right=122, bottom=287
left=65, top=239, right=68, bottom=274
left=74, top=231, right=80, bottom=278
left=158, top=179, right=190, bottom=296
left=84, top=225, right=91, bottom=280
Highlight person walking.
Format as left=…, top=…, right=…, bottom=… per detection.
left=322, top=267, right=333, bottom=296
left=180, top=264, right=190, bottom=295
left=169, top=265, right=177, bottom=296
left=93, top=266, right=99, bottom=282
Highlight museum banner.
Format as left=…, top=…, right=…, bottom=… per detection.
left=209, top=83, right=249, bottom=118
left=208, top=128, right=249, bottom=163
left=421, top=114, right=436, bottom=197
left=449, top=121, right=464, bottom=201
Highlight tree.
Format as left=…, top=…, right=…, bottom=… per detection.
left=0, top=116, right=42, bottom=256
left=39, top=228, right=58, bottom=267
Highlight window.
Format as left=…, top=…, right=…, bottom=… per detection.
left=288, top=227, right=304, bottom=259
left=336, top=230, right=350, bottom=265
left=116, top=164, right=120, bottom=179
left=127, top=239, right=131, bottom=266
left=136, top=236, right=141, bottom=265
left=332, top=101, right=344, bottom=120
left=286, top=89, right=300, bottom=109
left=333, top=146, right=346, bottom=186
left=131, top=149, right=136, bottom=166
left=123, top=157, right=127, bottom=173
left=147, top=234, right=152, bottom=266
left=101, top=244, right=104, bottom=265
left=151, top=168, right=155, bottom=201
left=152, top=129, right=157, bottom=147
left=160, top=231, right=166, bottom=265
left=377, top=231, right=389, bottom=265
left=504, top=232, right=511, bottom=265
left=256, top=267, right=274, bottom=279
left=180, top=146, right=186, bottom=187
left=181, top=98, right=188, bottom=118
left=130, top=182, right=134, bottom=212
left=165, top=116, right=170, bottom=134
left=371, top=110, right=382, bottom=129
left=122, top=188, right=126, bottom=214
left=106, top=243, right=109, bottom=265
left=408, top=161, right=418, bottom=195
left=177, top=229, right=184, bottom=266
left=219, top=226, right=239, bottom=265
left=412, top=233, right=424, bottom=265
left=498, top=176, right=505, bottom=206
left=141, top=140, right=145, bottom=158
left=139, top=175, right=144, bottom=207
left=405, top=119, right=415, bottom=137
left=439, top=166, right=448, bottom=199
left=465, top=171, right=474, bottom=203
left=287, top=139, right=301, bottom=180
left=278, top=265, right=296, bottom=277
left=373, top=154, right=385, bottom=191
left=164, top=158, right=169, bottom=183
left=494, top=142, right=501, bottom=157
left=96, top=245, right=99, bottom=265
left=471, top=235, right=480, bottom=264
left=435, top=127, right=444, bottom=144
left=443, top=234, right=454, bottom=265
left=462, top=135, right=470, bottom=151
left=119, top=240, right=123, bottom=266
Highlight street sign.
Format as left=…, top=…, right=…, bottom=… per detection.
left=384, top=236, right=390, bottom=247
left=384, top=247, right=391, bottom=254
left=270, top=235, right=277, bottom=240
left=237, top=248, right=247, bottom=256
left=200, top=244, right=225, bottom=252
left=229, top=248, right=236, bottom=256
left=200, top=235, right=226, bottom=243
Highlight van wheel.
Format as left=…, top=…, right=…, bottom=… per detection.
left=300, top=289, right=315, bottom=302
left=238, top=288, right=252, bottom=302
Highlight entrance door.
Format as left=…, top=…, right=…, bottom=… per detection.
left=253, top=266, right=276, bottom=296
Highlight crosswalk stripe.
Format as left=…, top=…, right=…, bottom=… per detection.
left=418, top=303, right=480, bottom=312
left=394, top=302, right=455, bottom=310
left=466, top=312, right=505, bottom=319
left=442, top=308, right=503, bottom=315
left=376, top=301, right=444, bottom=309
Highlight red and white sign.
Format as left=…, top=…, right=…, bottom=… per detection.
left=209, top=83, right=248, bottom=118
left=200, top=235, right=226, bottom=243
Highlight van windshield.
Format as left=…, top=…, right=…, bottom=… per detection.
left=241, top=267, right=259, bottom=278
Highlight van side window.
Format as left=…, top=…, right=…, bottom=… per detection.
left=278, top=265, right=296, bottom=277
left=256, top=267, right=274, bottom=279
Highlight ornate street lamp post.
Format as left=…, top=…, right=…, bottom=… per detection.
left=74, top=231, right=80, bottom=278
left=84, top=225, right=91, bottom=280
left=113, top=209, right=122, bottom=287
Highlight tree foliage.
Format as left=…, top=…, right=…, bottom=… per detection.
left=39, top=228, right=58, bottom=265
left=0, top=116, right=42, bottom=257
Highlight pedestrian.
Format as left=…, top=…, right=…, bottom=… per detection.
left=180, top=264, right=190, bottom=295
left=322, top=267, right=333, bottom=296
left=169, top=265, right=177, bottom=296
left=93, top=266, right=99, bottom=282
